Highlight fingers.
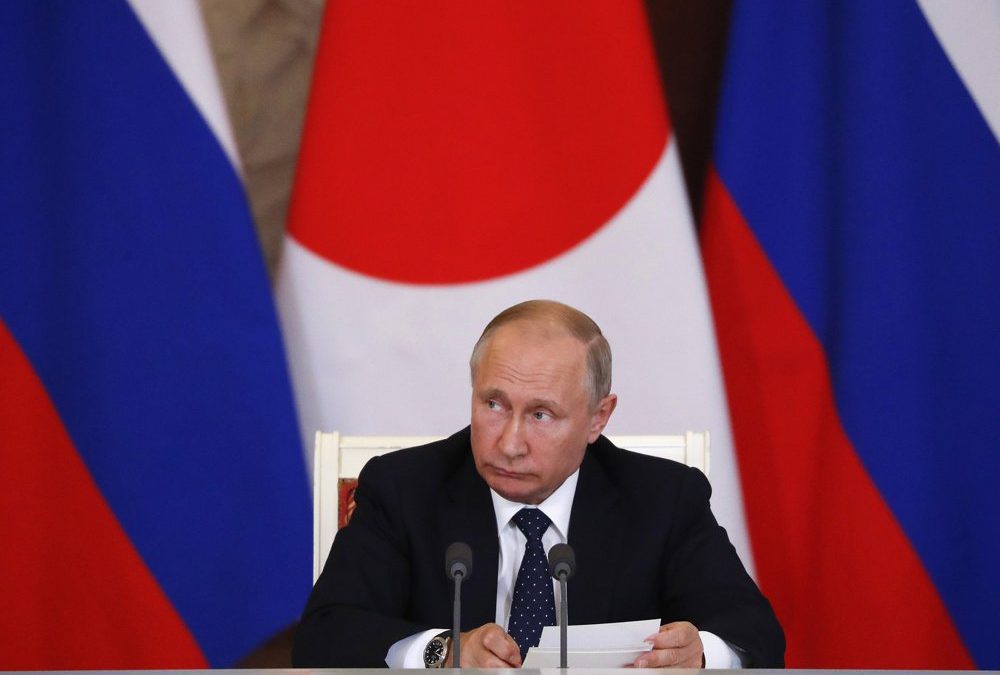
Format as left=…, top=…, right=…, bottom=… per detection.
left=480, top=624, right=522, bottom=667
left=459, top=623, right=522, bottom=668
left=634, top=622, right=703, bottom=669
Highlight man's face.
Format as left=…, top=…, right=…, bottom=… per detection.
left=470, top=321, right=616, bottom=504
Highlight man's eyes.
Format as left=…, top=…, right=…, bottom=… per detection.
left=484, top=399, right=551, bottom=421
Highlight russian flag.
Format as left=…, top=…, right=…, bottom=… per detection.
left=702, top=0, right=999, bottom=668
left=0, top=1, right=310, bottom=668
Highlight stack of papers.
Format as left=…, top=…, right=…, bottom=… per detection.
left=522, top=618, right=658, bottom=668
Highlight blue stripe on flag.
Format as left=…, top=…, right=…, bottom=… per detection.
left=0, top=1, right=310, bottom=666
left=714, top=0, right=1000, bottom=666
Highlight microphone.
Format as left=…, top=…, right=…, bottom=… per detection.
left=548, top=543, right=575, bottom=581
left=445, top=542, right=473, bottom=668
left=548, top=543, right=576, bottom=668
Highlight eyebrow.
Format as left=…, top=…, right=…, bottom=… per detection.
left=480, top=387, right=509, bottom=403
left=527, top=398, right=563, bottom=414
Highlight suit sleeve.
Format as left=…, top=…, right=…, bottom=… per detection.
left=292, top=455, right=431, bottom=667
left=660, top=466, right=785, bottom=667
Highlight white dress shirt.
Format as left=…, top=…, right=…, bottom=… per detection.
left=386, top=469, right=742, bottom=668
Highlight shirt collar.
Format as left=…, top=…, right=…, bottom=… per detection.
left=489, top=468, right=579, bottom=541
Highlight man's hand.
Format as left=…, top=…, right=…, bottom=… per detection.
left=634, top=621, right=704, bottom=668
left=447, top=623, right=522, bottom=668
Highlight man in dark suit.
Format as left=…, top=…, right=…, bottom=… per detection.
left=293, top=300, right=784, bottom=668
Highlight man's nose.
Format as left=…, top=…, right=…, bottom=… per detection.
left=498, top=416, right=527, bottom=459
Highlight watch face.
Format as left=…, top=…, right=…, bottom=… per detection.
left=424, top=638, right=446, bottom=667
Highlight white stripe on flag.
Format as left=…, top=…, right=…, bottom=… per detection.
left=917, top=0, right=1000, bottom=142
left=127, top=0, right=242, bottom=171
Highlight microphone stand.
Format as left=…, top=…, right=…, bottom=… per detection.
left=445, top=542, right=472, bottom=669
left=557, top=570, right=569, bottom=668
left=548, top=543, right=575, bottom=669
left=452, top=570, right=463, bottom=668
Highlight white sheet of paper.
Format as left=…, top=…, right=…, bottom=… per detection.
left=522, top=646, right=651, bottom=668
left=522, top=618, right=658, bottom=668
left=536, top=618, right=659, bottom=649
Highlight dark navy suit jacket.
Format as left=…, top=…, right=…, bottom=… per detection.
left=293, top=427, right=784, bottom=667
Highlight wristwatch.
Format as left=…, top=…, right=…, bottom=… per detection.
left=423, top=630, right=452, bottom=668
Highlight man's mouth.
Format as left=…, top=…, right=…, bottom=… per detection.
left=491, top=467, right=528, bottom=479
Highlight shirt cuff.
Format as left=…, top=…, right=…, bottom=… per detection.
left=700, top=630, right=743, bottom=669
left=386, top=628, right=447, bottom=668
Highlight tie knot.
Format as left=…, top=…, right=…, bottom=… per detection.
left=513, top=507, right=551, bottom=542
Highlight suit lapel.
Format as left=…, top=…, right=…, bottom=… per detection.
left=443, top=453, right=499, bottom=630
left=567, top=446, right=624, bottom=624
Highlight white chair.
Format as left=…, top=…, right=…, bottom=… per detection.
left=313, top=430, right=710, bottom=582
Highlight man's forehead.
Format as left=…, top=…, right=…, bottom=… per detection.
left=489, top=318, right=581, bottom=346
left=481, top=327, right=587, bottom=371
left=475, top=324, right=589, bottom=393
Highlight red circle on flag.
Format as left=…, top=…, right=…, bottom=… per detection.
left=288, top=3, right=668, bottom=284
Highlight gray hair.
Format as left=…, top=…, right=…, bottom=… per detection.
left=469, top=299, right=612, bottom=409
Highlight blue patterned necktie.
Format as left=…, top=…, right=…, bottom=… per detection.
left=507, top=508, right=556, bottom=660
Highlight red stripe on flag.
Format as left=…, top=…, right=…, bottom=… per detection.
left=290, top=2, right=667, bottom=284
left=700, top=170, right=973, bottom=668
left=0, top=320, right=207, bottom=669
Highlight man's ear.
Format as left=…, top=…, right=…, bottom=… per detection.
left=587, top=393, right=618, bottom=443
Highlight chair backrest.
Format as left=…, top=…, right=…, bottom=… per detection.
left=312, top=430, right=710, bottom=582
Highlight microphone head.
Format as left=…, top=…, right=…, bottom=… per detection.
left=548, top=543, right=576, bottom=580
left=445, top=541, right=473, bottom=580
